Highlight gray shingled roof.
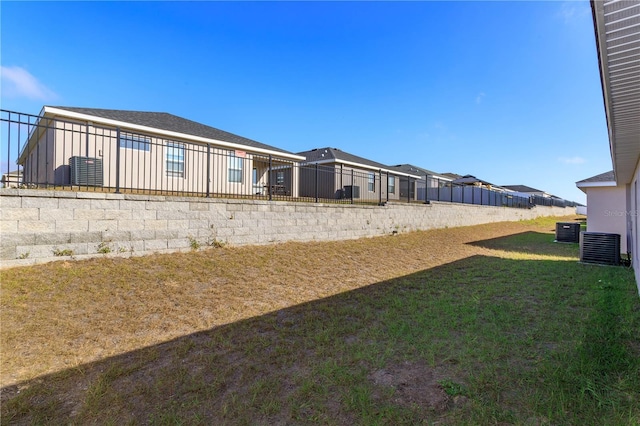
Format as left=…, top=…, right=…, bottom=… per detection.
left=297, top=147, right=392, bottom=170
left=388, top=164, right=440, bottom=177
left=48, top=106, right=295, bottom=156
left=440, top=172, right=462, bottom=180
left=576, top=170, right=615, bottom=184
left=502, top=185, right=545, bottom=193
left=453, top=175, right=495, bottom=186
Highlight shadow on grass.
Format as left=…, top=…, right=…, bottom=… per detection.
left=467, top=231, right=580, bottom=258
left=2, top=255, right=638, bottom=425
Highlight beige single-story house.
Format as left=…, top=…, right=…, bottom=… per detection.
left=387, top=164, right=452, bottom=201
left=590, top=1, right=640, bottom=293
left=576, top=171, right=628, bottom=254
left=1, top=170, right=23, bottom=188
left=296, top=147, right=421, bottom=203
left=18, top=106, right=305, bottom=197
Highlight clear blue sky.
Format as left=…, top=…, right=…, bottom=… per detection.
left=1, top=1, right=613, bottom=204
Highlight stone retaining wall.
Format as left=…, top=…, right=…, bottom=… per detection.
left=0, top=189, right=574, bottom=268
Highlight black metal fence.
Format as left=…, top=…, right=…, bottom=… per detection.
left=1, top=109, right=580, bottom=209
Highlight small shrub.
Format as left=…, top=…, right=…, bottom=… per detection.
left=17, top=252, right=30, bottom=259
left=188, top=236, right=200, bottom=251
left=53, top=248, right=74, bottom=257
left=209, top=239, right=226, bottom=248
left=97, top=242, right=112, bottom=254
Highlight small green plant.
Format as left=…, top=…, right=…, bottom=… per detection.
left=118, top=247, right=127, bottom=253
left=188, top=236, right=200, bottom=251
left=97, top=242, right=112, bottom=254
left=53, top=248, right=74, bottom=257
left=438, top=379, right=467, bottom=397
left=17, top=252, right=30, bottom=259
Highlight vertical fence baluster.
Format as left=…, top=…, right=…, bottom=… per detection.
left=115, top=127, right=121, bottom=194
left=268, top=155, right=272, bottom=201
left=315, top=163, right=318, bottom=203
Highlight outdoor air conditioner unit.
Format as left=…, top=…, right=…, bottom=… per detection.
left=579, top=232, right=620, bottom=266
left=555, top=222, right=581, bottom=243
left=343, top=185, right=360, bottom=199
left=70, top=156, right=103, bottom=187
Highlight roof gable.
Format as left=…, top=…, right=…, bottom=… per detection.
left=576, top=170, right=615, bottom=184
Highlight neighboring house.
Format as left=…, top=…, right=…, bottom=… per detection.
left=590, top=2, right=640, bottom=292
left=502, top=185, right=553, bottom=198
left=576, top=171, right=628, bottom=254
left=387, top=164, right=452, bottom=201
left=18, top=106, right=305, bottom=197
left=297, top=147, right=420, bottom=202
left=440, top=172, right=462, bottom=181
left=452, top=174, right=506, bottom=191
left=1, top=170, right=23, bottom=188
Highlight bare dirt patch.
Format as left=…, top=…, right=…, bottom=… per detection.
left=370, top=361, right=457, bottom=413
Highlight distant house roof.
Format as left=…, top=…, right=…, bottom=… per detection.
left=387, top=164, right=451, bottom=180
left=502, top=185, right=546, bottom=193
left=440, top=172, right=462, bottom=180
left=575, top=170, right=617, bottom=191
left=41, top=106, right=302, bottom=159
left=297, top=147, right=420, bottom=178
left=452, top=174, right=495, bottom=186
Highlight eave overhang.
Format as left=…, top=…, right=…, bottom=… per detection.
left=591, top=0, right=640, bottom=184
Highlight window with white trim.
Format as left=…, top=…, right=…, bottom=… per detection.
left=228, top=151, right=243, bottom=183
left=166, top=142, right=185, bottom=177
left=368, top=172, right=375, bottom=192
left=388, top=175, right=395, bottom=194
left=120, top=133, right=151, bottom=151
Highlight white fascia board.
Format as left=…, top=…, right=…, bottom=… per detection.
left=43, top=107, right=306, bottom=161
left=303, top=158, right=422, bottom=179
left=576, top=180, right=618, bottom=189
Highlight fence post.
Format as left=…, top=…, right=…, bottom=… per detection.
left=315, top=163, right=318, bottom=203
left=115, top=127, right=121, bottom=193
left=268, top=155, right=272, bottom=201
left=6, top=112, right=10, bottom=179
left=408, top=178, right=411, bottom=203
left=379, top=170, right=383, bottom=205
left=425, top=174, right=429, bottom=203
left=351, top=169, right=354, bottom=204
left=387, top=172, right=390, bottom=203
left=206, top=145, right=211, bottom=198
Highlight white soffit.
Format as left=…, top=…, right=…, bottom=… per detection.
left=592, top=0, right=640, bottom=184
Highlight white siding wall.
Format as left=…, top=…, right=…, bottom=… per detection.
left=586, top=185, right=628, bottom=253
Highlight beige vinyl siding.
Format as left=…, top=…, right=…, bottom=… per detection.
left=22, top=119, right=299, bottom=197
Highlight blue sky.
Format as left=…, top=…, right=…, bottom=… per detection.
left=1, top=1, right=612, bottom=203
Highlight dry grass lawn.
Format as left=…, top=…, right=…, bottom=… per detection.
left=2, top=214, right=638, bottom=425
left=2, top=217, right=572, bottom=388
